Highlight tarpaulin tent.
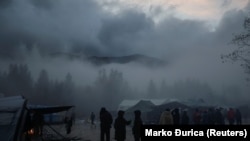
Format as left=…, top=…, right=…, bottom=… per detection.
left=0, top=96, right=29, bottom=141
left=124, top=100, right=156, bottom=123
left=0, top=96, right=77, bottom=141
left=28, top=105, right=75, bottom=124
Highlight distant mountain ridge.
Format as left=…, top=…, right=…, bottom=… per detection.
left=87, top=54, right=167, bottom=67
left=50, top=52, right=167, bottom=67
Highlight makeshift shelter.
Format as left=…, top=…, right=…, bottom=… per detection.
left=28, top=105, right=75, bottom=124
left=0, top=96, right=29, bottom=141
left=124, top=100, right=156, bottom=123
left=117, top=99, right=167, bottom=111
left=147, top=99, right=167, bottom=106
left=27, top=105, right=77, bottom=141
left=182, top=98, right=209, bottom=108
left=117, top=100, right=141, bottom=111
left=117, top=99, right=168, bottom=124
left=0, top=96, right=78, bottom=141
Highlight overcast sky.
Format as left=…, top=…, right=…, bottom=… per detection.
left=0, top=0, right=250, bottom=96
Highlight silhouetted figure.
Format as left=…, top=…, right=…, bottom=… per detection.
left=207, top=108, right=215, bottom=125
left=181, top=110, right=189, bottom=125
left=132, top=110, right=143, bottom=141
left=100, top=107, right=113, bottom=141
left=72, top=112, right=76, bottom=125
left=25, top=112, right=33, bottom=141
left=171, top=108, right=180, bottom=125
left=201, top=110, right=208, bottom=125
left=214, top=108, right=224, bottom=125
left=33, top=111, right=44, bottom=136
left=114, top=110, right=131, bottom=141
left=90, top=112, right=95, bottom=126
left=227, top=108, right=235, bottom=125
left=193, top=108, right=201, bottom=125
left=235, top=109, right=242, bottom=125
left=159, top=108, right=173, bottom=125
left=65, top=116, right=73, bottom=134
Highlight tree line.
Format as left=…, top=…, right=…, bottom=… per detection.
left=0, top=63, right=243, bottom=116
left=0, top=64, right=74, bottom=105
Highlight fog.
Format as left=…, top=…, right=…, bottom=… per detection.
left=0, top=0, right=250, bottom=116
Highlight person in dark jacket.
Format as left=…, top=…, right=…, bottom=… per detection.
left=172, top=108, right=180, bottom=125
left=65, top=116, right=73, bottom=134
left=100, top=107, right=113, bottom=141
left=132, top=110, right=143, bottom=141
left=114, top=110, right=131, bottom=141
left=33, top=111, right=44, bottom=136
left=181, top=110, right=189, bottom=125
left=90, top=112, right=96, bottom=128
left=227, top=108, right=235, bottom=125
left=235, top=109, right=242, bottom=125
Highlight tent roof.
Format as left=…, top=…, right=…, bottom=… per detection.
left=118, top=99, right=167, bottom=111
left=182, top=98, right=209, bottom=107
left=157, top=101, right=190, bottom=110
left=126, top=100, right=155, bottom=113
left=0, top=96, right=27, bottom=125
left=118, top=100, right=141, bottom=111
left=149, top=99, right=167, bottom=106
left=28, top=105, right=74, bottom=114
left=0, top=96, right=27, bottom=141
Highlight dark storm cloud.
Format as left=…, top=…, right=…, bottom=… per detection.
left=0, top=0, right=13, bottom=8
left=0, top=0, right=249, bottom=71
left=0, top=0, right=104, bottom=58
left=0, top=0, right=249, bottom=60
left=98, top=11, right=154, bottom=56
left=213, top=9, right=246, bottom=45
left=29, top=0, right=55, bottom=9
left=97, top=11, right=213, bottom=59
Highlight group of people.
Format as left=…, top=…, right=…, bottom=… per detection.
left=99, top=107, right=142, bottom=141
left=93, top=106, right=243, bottom=141
left=192, top=107, right=242, bottom=125
left=159, top=107, right=243, bottom=125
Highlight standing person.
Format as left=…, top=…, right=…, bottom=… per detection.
left=100, top=107, right=113, bottom=141
left=181, top=110, right=190, bottom=125
left=193, top=108, right=201, bottom=125
left=33, top=111, right=44, bottom=136
left=171, top=108, right=180, bottom=125
left=90, top=112, right=96, bottom=128
left=114, top=110, right=131, bottom=141
left=235, top=109, right=242, bottom=125
left=159, top=108, right=173, bottom=125
left=214, top=108, right=224, bottom=125
left=227, top=108, right=235, bottom=125
left=132, top=110, right=143, bottom=141
left=65, top=116, right=73, bottom=134
left=71, top=111, right=76, bottom=125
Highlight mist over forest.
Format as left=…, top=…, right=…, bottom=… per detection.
left=0, top=54, right=248, bottom=116
left=0, top=0, right=250, bottom=117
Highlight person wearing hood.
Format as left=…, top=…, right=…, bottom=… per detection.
left=159, top=108, right=174, bottom=125
left=132, top=110, right=143, bottom=141
left=100, top=107, right=113, bottom=141
left=114, top=110, right=131, bottom=141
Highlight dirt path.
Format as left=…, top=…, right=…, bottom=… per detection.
left=46, top=120, right=134, bottom=141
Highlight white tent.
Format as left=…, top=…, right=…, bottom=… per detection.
left=117, top=100, right=141, bottom=111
